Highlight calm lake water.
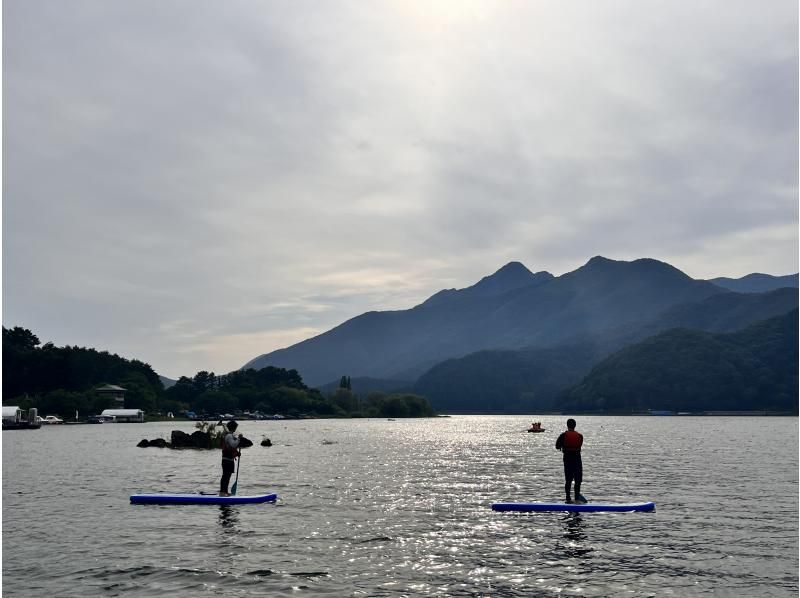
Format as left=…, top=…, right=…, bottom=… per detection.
left=3, top=416, right=798, bottom=597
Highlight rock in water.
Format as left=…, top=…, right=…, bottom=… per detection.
left=170, top=430, right=191, bottom=447
left=190, top=430, right=212, bottom=448
left=136, top=431, right=251, bottom=449
left=170, top=430, right=212, bottom=448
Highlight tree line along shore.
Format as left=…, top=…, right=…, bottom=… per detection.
left=2, top=327, right=435, bottom=420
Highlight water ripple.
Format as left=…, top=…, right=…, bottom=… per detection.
left=3, top=416, right=798, bottom=597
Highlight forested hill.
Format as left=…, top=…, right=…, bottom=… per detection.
left=414, top=344, right=599, bottom=413
left=2, top=326, right=165, bottom=414
left=561, top=310, right=798, bottom=413
left=164, top=368, right=434, bottom=418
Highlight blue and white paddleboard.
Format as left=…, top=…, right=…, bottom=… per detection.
left=492, top=501, right=655, bottom=513
left=130, top=493, right=278, bottom=505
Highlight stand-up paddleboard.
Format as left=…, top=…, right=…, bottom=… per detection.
left=492, top=501, right=654, bottom=513
left=130, top=493, right=277, bottom=505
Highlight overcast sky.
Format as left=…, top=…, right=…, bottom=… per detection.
left=4, top=1, right=798, bottom=379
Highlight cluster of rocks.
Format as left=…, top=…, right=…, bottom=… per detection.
left=137, top=430, right=256, bottom=449
left=137, top=437, right=168, bottom=448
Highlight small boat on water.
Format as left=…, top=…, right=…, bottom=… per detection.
left=527, top=421, right=546, bottom=433
left=527, top=427, right=546, bottom=433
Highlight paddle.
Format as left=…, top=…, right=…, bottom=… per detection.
left=231, top=451, right=241, bottom=496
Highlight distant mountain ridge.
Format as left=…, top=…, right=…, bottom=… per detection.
left=421, top=261, right=554, bottom=307
left=243, top=256, right=798, bottom=391
left=708, top=273, right=798, bottom=293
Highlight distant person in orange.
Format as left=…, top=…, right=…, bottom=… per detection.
left=555, top=418, right=586, bottom=504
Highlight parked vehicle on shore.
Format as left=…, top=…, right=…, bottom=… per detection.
left=88, top=414, right=116, bottom=424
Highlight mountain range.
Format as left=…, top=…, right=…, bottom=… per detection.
left=243, top=257, right=798, bottom=412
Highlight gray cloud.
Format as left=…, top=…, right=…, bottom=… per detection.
left=4, top=0, right=797, bottom=378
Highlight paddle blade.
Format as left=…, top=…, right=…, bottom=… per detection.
left=230, top=481, right=237, bottom=496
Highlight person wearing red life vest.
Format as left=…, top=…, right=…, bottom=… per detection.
left=219, top=420, right=241, bottom=496
left=555, top=418, right=586, bottom=504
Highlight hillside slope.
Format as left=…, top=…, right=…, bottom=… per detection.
left=561, top=310, right=798, bottom=413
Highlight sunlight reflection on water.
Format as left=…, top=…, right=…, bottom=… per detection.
left=3, top=416, right=798, bottom=597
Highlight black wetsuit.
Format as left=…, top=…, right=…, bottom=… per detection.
left=220, top=432, right=240, bottom=494
left=555, top=430, right=583, bottom=501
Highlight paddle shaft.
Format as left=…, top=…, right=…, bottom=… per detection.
left=231, top=452, right=240, bottom=495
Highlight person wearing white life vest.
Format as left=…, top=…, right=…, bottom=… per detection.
left=219, top=420, right=241, bottom=496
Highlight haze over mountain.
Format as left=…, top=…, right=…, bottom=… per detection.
left=159, top=375, right=177, bottom=389
left=243, top=257, right=798, bottom=389
left=562, top=309, right=798, bottom=413
left=708, top=273, right=798, bottom=293
left=414, top=286, right=797, bottom=412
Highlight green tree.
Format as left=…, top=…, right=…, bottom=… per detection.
left=165, top=377, right=198, bottom=405
left=120, top=372, right=159, bottom=412
left=331, top=388, right=358, bottom=412
left=39, top=390, right=87, bottom=418
left=194, top=389, right=238, bottom=414
left=193, top=371, right=217, bottom=394
left=3, top=327, right=40, bottom=351
left=2, top=326, right=166, bottom=416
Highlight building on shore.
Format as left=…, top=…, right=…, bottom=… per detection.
left=100, top=408, right=145, bottom=423
left=2, top=406, right=41, bottom=430
left=96, top=384, right=127, bottom=407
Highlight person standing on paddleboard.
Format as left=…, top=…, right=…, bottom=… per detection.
left=555, top=418, right=587, bottom=504
left=219, top=420, right=241, bottom=496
